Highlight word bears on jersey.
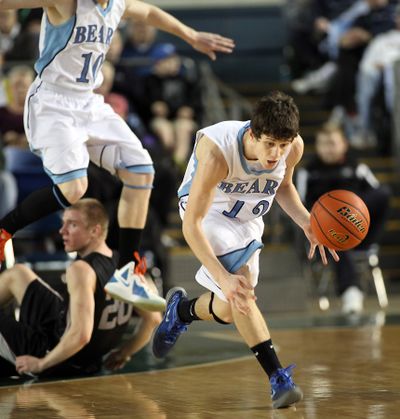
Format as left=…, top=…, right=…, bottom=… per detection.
left=218, top=179, right=279, bottom=196
left=73, top=24, right=114, bottom=45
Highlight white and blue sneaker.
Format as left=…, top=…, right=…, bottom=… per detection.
left=104, top=261, right=166, bottom=312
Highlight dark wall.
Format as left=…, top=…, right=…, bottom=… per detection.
left=156, top=6, right=287, bottom=84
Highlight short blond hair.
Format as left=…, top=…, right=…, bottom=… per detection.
left=68, top=198, right=109, bottom=235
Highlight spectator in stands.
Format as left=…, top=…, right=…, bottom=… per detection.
left=0, top=10, right=20, bottom=106
left=4, top=9, right=42, bottom=63
left=352, top=4, right=400, bottom=149
left=0, top=10, right=20, bottom=59
left=0, top=65, right=35, bottom=219
left=288, top=0, right=353, bottom=91
left=296, top=123, right=391, bottom=313
left=121, top=20, right=172, bottom=77
left=291, top=0, right=396, bottom=96
left=108, top=22, right=174, bottom=120
left=0, top=198, right=162, bottom=378
left=143, top=44, right=202, bottom=170
left=327, top=0, right=396, bottom=139
left=0, top=65, right=34, bottom=149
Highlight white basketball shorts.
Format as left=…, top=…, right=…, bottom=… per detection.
left=24, top=79, right=153, bottom=184
left=179, top=197, right=264, bottom=302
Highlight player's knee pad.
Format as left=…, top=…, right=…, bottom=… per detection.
left=209, top=292, right=231, bottom=325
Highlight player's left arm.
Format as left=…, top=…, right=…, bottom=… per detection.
left=275, top=135, right=339, bottom=264
left=15, top=261, right=96, bottom=375
left=123, top=0, right=235, bottom=60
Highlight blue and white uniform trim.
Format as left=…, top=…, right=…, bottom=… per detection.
left=125, top=164, right=155, bottom=174
left=218, top=239, right=264, bottom=273
left=35, top=15, right=77, bottom=76
left=44, top=167, right=87, bottom=184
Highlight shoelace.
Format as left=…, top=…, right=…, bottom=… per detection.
left=270, top=364, right=296, bottom=387
left=133, top=251, right=147, bottom=275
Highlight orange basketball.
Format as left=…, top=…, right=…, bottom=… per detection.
left=310, top=190, right=370, bottom=251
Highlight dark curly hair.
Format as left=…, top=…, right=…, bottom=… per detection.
left=251, top=91, right=299, bottom=141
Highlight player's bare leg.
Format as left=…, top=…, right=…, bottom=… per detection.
left=104, top=170, right=165, bottom=311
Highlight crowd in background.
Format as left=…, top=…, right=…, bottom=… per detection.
left=0, top=3, right=396, bottom=314
left=285, top=0, right=397, bottom=313
left=286, top=0, right=399, bottom=154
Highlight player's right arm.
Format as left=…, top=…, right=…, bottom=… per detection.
left=0, top=0, right=74, bottom=25
left=0, top=0, right=57, bottom=9
left=182, top=135, right=254, bottom=315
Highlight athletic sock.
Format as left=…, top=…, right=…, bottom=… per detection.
left=251, top=339, right=282, bottom=378
left=0, top=185, right=70, bottom=234
left=177, top=298, right=200, bottom=323
left=118, top=228, right=143, bottom=268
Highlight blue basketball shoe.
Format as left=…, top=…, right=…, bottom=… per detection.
left=104, top=259, right=166, bottom=312
left=152, top=287, right=190, bottom=358
left=270, top=365, right=303, bottom=409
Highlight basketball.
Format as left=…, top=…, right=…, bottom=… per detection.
left=310, top=190, right=370, bottom=251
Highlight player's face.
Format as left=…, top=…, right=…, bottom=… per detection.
left=254, top=134, right=292, bottom=169
left=316, top=131, right=348, bottom=164
left=59, top=209, right=93, bottom=253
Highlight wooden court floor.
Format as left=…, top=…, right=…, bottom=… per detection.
left=1, top=313, right=400, bottom=419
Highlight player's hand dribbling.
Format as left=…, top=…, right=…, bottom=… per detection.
left=219, top=273, right=256, bottom=315
left=303, top=223, right=339, bottom=265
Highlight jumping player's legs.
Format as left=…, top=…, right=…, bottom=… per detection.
left=83, top=96, right=166, bottom=309
left=86, top=96, right=155, bottom=268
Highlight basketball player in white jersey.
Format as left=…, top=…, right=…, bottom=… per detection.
left=0, top=0, right=234, bottom=306
left=153, top=91, right=340, bottom=409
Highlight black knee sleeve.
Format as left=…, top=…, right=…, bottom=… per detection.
left=209, top=292, right=230, bottom=325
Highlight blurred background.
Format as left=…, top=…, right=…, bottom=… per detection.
left=1, top=0, right=399, bottom=316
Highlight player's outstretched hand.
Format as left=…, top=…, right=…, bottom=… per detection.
left=303, top=224, right=339, bottom=265
left=191, top=32, right=235, bottom=60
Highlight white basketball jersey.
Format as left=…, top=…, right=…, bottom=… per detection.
left=178, top=121, right=291, bottom=222
left=35, top=0, right=125, bottom=92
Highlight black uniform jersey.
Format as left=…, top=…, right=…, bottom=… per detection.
left=63, top=252, right=133, bottom=371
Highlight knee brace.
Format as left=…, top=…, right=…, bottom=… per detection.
left=209, top=292, right=230, bottom=325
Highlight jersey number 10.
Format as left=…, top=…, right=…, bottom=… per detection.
left=76, top=52, right=105, bottom=83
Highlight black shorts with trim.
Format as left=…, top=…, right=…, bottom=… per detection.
left=0, top=279, right=65, bottom=359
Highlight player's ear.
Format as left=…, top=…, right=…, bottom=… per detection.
left=91, top=224, right=101, bottom=236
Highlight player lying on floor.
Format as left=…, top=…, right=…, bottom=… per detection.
left=0, top=198, right=162, bottom=378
